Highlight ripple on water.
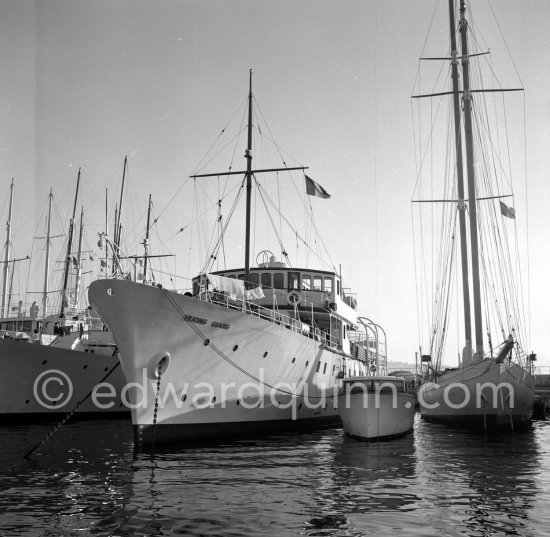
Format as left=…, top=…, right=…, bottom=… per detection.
left=1, top=417, right=549, bottom=536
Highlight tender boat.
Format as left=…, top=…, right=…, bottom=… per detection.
left=338, top=376, right=415, bottom=440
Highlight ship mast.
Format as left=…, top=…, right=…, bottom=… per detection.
left=458, top=0, right=484, bottom=360
left=74, top=207, right=84, bottom=309
left=115, top=156, right=127, bottom=253
left=448, top=0, right=473, bottom=361
left=1, top=179, right=14, bottom=318
left=190, top=72, right=308, bottom=279
left=244, top=69, right=253, bottom=287
left=42, top=189, right=53, bottom=320
left=60, top=168, right=81, bottom=317
left=143, top=193, right=152, bottom=282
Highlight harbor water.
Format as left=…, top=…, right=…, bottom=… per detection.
left=1, top=414, right=549, bottom=536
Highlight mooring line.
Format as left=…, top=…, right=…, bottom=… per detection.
left=23, top=361, right=121, bottom=460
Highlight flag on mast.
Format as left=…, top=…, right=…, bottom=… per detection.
left=305, top=175, right=331, bottom=199
left=499, top=201, right=516, bottom=219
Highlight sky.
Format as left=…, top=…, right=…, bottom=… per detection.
left=1, top=0, right=549, bottom=367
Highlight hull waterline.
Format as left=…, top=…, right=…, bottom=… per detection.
left=89, top=278, right=368, bottom=446
left=0, top=336, right=128, bottom=422
left=419, top=359, right=534, bottom=429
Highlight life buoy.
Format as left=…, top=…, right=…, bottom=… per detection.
left=287, top=292, right=302, bottom=306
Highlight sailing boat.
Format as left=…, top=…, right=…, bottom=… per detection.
left=0, top=180, right=127, bottom=422
left=413, top=0, right=535, bottom=428
left=89, top=71, right=383, bottom=447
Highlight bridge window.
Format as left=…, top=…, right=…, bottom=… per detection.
left=288, top=272, right=300, bottom=291
left=324, top=277, right=333, bottom=293
left=237, top=274, right=245, bottom=280
left=302, top=275, right=311, bottom=290
left=249, top=273, right=260, bottom=286
left=261, top=273, right=272, bottom=288
left=313, top=275, right=322, bottom=290
left=274, top=273, right=284, bottom=289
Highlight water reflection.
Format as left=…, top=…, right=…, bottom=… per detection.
left=414, top=419, right=541, bottom=536
left=1, top=417, right=549, bottom=536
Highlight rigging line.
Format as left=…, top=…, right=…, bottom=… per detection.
left=192, top=127, right=249, bottom=178
left=160, top=288, right=333, bottom=400
left=175, top=180, right=243, bottom=238
left=410, top=0, right=443, bottom=96
left=218, top=180, right=227, bottom=271
left=254, top=178, right=291, bottom=267
left=255, top=183, right=309, bottom=254
left=201, top=180, right=245, bottom=274
left=411, top=204, right=424, bottom=354
left=190, top=94, right=248, bottom=176
left=253, top=97, right=307, bottom=171
left=276, top=173, right=283, bottom=258
left=521, top=96, right=531, bottom=348
left=153, top=176, right=192, bottom=227
left=410, top=67, right=449, bottom=201
left=486, top=0, right=524, bottom=88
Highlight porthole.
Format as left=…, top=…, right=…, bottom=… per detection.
left=203, top=339, right=210, bottom=346
left=323, top=363, right=327, bottom=374
left=83, top=364, right=88, bottom=370
left=291, top=357, right=296, bottom=364
left=233, top=344, right=239, bottom=352
left=182, top=394, right=188, bottom=402
left=42, top=360, right=47, bottom=365
left=305, top=361, right=309, bottom=366
left=263, top=351, right=268, bottom=358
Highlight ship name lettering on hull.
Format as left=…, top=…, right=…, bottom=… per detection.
left=182, top=315, right=230, bottom=329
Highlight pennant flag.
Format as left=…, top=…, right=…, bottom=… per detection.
left=305, top=175, right=331, bottom=199
left=499, top=201, right=516, bottom=219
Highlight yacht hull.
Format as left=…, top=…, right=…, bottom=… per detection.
left=419, top=359, right=534, bottom=428
left=0, top=335, right=128, bottom=422
left=89, top=279, right=366, bottom=446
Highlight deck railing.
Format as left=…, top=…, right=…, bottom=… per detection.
left=197, top=289, right=346, bottom=350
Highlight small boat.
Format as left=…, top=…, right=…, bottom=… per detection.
left=338, top=376, right=415, bottom=440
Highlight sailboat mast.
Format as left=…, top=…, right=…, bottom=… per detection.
left=60, top=168, right=81, bottom=316
left=244, top=69, right=253, bottom=287
left=448, top=0, right=472, bottom=358
left=115, top=156, right=127, bottom=251
left=74, top=207, right=84, bottom=309
left=1, top=179, right=14, bottom=318
left=143, top=194, right=152, bottom=283
left=42, top=189, right=53, bottom=319
left=459, top=0, right=484, bottom=359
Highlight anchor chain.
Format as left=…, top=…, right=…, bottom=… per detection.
left=24, top=361, right=121, bottom=459
left=150, top=360, right=163, bottom=455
